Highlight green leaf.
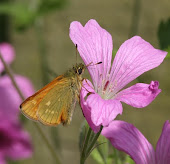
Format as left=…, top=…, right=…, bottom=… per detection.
left=165, top=46, right=170, bottom=59
left=0, top=3, right=36, bottom=30
left=38, top=0, right=67, bottom=15
left=91, top=148, right=105, bottom=164
left=106, top=156, right=114, bottom=164
left=91, top=135, right=109, bottom=164
left=157, top=18, right=170, bottom=50
left=111, top=148, right=122, bottom=164
left=107, top=154, right=122, bottom=164
left=124, top=155, right=135, bottom=164
left=96, top=135, right=109, bottom=163
left=79, top=120, right=89, bottom=151
left=112, top=48, right=117, bottom=58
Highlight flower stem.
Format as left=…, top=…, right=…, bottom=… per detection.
left=86, top=126, right=103, bottom=158
left=34, top=18, right=50, bottom=86
left=80, top=126, right=103, bottom=164
left=80, top=126, right=92, bottom=164
left=0, top=53, right=62, bottom=164
left=113, top=148, right=119, bottom=164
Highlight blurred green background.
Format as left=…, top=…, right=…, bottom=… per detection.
left=1, top=0, right=170, bottom=163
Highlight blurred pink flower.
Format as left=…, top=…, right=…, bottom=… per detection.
left=0, top=119, right=32, bottom=164
left=69, top=19, right=167, bottom=132
left=0, top=43, right=15, bottom=73
left=0, top=43, right=34, bottom=163
left=0, top=75, right=35, bottom=122
left=102, top=120, right=170, bottom=164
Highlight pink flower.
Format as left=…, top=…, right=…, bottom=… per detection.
left=69, top=19, right=167, bottom=132
left=0, top=75, right=35, bottom=122
left=0, top=43, right=34, bottom=163
left=0, top=75, right=34, bottom=164
left=102, top=120, right=170, bottom=164
left=0, top=43, right=15, bottom=73
left=0, top=119, right=32, bottom=164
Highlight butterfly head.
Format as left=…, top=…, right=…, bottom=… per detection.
left=73, top=63, right=86, bottom=76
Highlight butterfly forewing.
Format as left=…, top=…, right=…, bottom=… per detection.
left=37, top=79, right=77, bottom=126
left=20, top=75, right=65, bottom=122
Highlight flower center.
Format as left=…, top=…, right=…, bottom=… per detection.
left=98, top=79, right=118, bottom=100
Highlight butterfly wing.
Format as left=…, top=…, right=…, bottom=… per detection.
left=20, top=75, right=65, bottom=121
left=37, top=78, right=78, bottom=126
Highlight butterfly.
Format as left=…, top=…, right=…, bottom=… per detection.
left=20, top=63, right=86, bottom=126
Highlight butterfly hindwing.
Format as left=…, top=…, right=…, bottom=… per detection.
left=37, top=78, right=78, bottom=126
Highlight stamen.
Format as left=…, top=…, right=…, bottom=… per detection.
left=104, top=81, right=109, bottom=91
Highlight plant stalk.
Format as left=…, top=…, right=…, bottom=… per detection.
left=0, top=53, right=61, bottom=164
left=34, top=18, right=50, bottom=86
left=80, top=126, right=103, bottom=164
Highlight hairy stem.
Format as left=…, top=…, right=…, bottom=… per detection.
left=0, top=53, right=61, bottom=164
left=80, top=126, right=103, bottom=164
left=80, top=126, right=92, bottom=164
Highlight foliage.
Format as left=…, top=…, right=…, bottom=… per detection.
left=0, top=0, right=67, bottom=30
left=158, top=18, right=170, bottom=50
left=165, top=46, right=170, bottom=59
left=38, top=0, right=67, bottom=15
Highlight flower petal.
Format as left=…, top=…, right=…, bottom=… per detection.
left=0, top=120, right=32, bottom=161
left=80, top=80, right=100, bottom=133
left=0, top=154, right=6, bottom=164
left=0, top=43, right=15, bottom=73
left=109, top=36, right=167, bottom=94
left=6, top=125, right=33, bottom=160
left=102, top=121, right=155, bottom=164
left=89, top=95, right=122, bottom=127
left=81, top=80, right=122, bottom=130
left=156, top=120, right=170, bottom=164
left=115, top=81, right=161, bottom=108
left=0, top=75, right=34, bottom=121
left=70, top=19, right=113, bottom=90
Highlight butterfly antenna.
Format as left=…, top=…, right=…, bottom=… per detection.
left=86, top=61, right=102, bottom=68
left=76, top=44, right=78, bottom=67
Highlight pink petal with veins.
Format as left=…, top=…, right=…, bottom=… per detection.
left=81, top=80, right=122, bottom=131
left=156, top=121, right=170, bottom=164
left=80, top=80, right=100, bottom=133
left=102, top=121, right=156, bottom=164
left=70, top=19, right=113, bottom=89
left=109, top=36, right=167, bottom=93
left=115, top=81, right=161, bottom=108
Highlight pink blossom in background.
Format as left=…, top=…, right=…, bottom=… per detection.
left=0, top=75, right=35, bottom=122
left=0, top=43, right=34, bottom=163
left=102, top=120, right=170, bottom=164
left=0, top=119, right=32, bottom=164
left=0, top=43, right=15, bottom=73
left=69, top=19, right=167, bottom=132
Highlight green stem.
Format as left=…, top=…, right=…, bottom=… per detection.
left=86, top=126, right=103, bottom=158
left=34, top=18, right=50, bottom=85
left=0, top=53, right=61, bottom=164
left=80, top=126, right=92, bottom=164
left=113, top=148, right=119, bottom=164
left=80, top=126, right=103, bottom=164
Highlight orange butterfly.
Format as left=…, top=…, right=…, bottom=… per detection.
left=20, top=63, right=85, bottom=126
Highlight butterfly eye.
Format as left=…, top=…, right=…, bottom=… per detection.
left=77, top=67, right=82, bottom=75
